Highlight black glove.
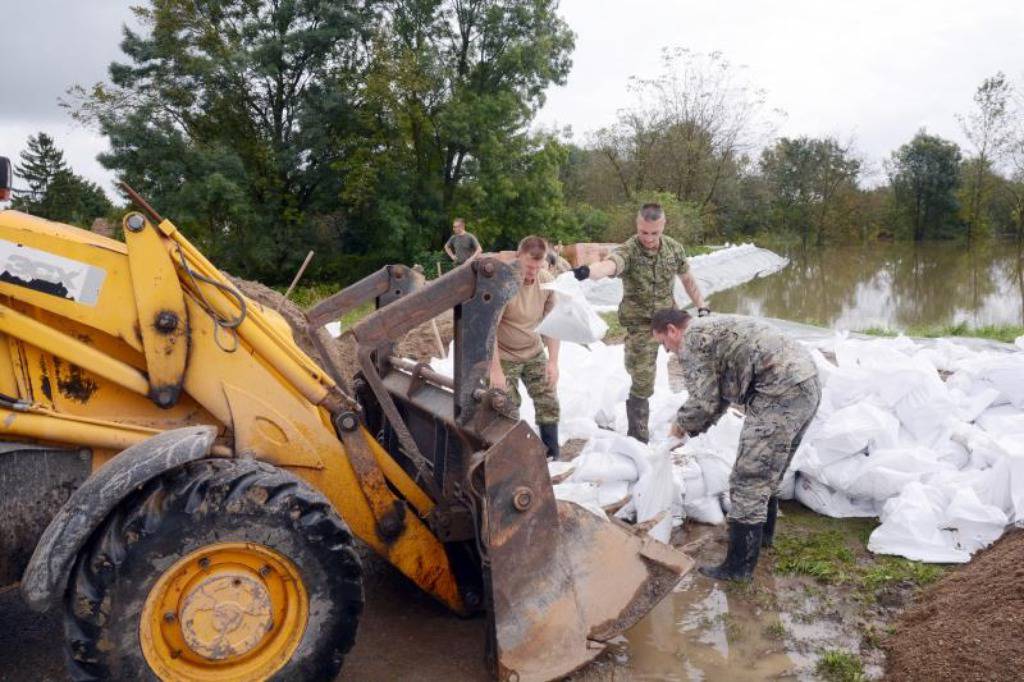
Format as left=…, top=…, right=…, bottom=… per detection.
left=572, top=265, right=591, bottom=281
left=697, top=307, right=711, bottom=317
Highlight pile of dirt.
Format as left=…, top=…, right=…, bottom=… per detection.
left=884, top=529, right=1024, bottom=681
left=229, top=277, right=454, bottom=387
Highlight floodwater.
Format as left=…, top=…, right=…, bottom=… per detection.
left=710, top=241, right=1024, bottom=330
left=573, top=522, right=885, bottom=682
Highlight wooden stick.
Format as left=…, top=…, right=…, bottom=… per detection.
left=431, top=318, right=447, bottom=358
left=436, top=261, right=443, bottom=278
left=280, top=250, right=316, bottom=310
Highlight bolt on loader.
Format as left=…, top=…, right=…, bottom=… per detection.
left=0, top=159, right=693, bottom=681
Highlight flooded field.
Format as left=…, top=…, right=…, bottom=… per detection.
left=711, top=241, right=1024, bottom=330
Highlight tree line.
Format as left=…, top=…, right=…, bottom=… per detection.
left=7, top=2, right=1024, bottom=285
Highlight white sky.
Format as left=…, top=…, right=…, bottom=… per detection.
left=1, top=0, right=1022, bottom=195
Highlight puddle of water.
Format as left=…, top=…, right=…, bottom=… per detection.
left=616, top=573, right=797, bottom=681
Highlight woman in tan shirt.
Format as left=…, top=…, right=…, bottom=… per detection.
left=488, top=236, right=561, bottom=459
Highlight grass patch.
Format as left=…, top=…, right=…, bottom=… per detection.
left=763, top=621, right=787, bottom=640
left=858, top=322, right=1024, bottom=343
left=774, top=530, right=855, bottom=583
left=862, top=557, right=945, bottom=591
left=274, top=282, right=342, bottom=309
left=771, top=503, right=947, bottom=599
left=815, top=649, right=866, bottom=682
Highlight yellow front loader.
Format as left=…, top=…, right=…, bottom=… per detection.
left=0, top=160, right=692, bottom=681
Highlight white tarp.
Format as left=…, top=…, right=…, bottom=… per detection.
left=579, top=243, right=790, bottom=312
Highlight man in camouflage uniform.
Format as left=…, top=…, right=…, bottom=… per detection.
left=572, top=203, right=708, bottom=442
left=651, top=308, right=821, bottom=581
left=489, top=236, right=562, bottom=459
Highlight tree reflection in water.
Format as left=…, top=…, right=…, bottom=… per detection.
left=710, top=241, right=1024, bottom=329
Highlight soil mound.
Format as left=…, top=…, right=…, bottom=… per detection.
left=884, top=528, right=1024, bottom=681
left=229, top=277, right=454, bottom=386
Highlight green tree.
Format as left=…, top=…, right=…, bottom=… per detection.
left=11, top=133, right=113, bottom=226
left=590, top=49, right=775, bottom=239
left=353, top=0, right=575, bottom=251
left=65, top=0, right=373, bottom=281
left=12, top=132, right=68, bottom=206
left=957, top=72, right=1014, bottom=242
left=759, top=136, right=861, bottom=247
left=887, top=131, right=963, bottom=241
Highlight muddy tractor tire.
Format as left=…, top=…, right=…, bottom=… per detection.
left=63, top=459, right=363, bottom=681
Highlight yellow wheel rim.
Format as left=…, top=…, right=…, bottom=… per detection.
left=140, top=542, right=308, bottom=681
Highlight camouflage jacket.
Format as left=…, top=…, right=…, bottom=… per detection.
left=607, top=235, right=690, bottom=328
left=676, top=315, right=819, bottom=435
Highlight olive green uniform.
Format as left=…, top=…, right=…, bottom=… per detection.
left=607, top=235, right=691, bottom=400
left=674, top=315, right=821, bottom=524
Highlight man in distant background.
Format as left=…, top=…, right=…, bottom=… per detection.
left=444, top=217, right=482, bottom=265
left=572, top=203, right=708, bottom=442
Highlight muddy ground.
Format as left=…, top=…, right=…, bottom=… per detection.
left=0, top=509, right=949, bottom=681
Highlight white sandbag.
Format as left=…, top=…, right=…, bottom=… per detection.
left=571, top=448, right=638, bottom=484
left=794, top=473, right=879, bottom=518
left=553, top=482, right=606, bottom=518
left=632, top=448, right=678, bottom=543
left=536, top=273, right=608, bottom=344
left=684, top=495, right=727, bottom=525
left=844, top=448, right=951, bottom=502
left=868, top=483, right=970, bottom=563
left=943, top=487, right=1008, bottom=553
left=812, top=402, right=900, bottom=465
left=777, top=467, right=797, bottom=500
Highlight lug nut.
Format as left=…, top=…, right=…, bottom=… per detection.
left=259, top=565, right=272, bottom=578
left=198, top=557, right=211, bottom=570
left=163, top=611, right=176, bottom=623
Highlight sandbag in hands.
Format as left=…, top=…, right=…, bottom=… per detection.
left=535, top=272, right=609, bottom=345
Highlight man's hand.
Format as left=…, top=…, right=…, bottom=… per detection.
left=489, top=366, right=507, bottom=392
left=572, top=265, right=590, bottom=281
left=697, top=307, right=711, bottom=317
left=545, top=359, right=559, bottom=388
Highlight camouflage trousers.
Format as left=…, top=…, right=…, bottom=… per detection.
left=728, top=376, right=822, bottom=524
left=497, top=351, right=560, bottom=425
left=624, top=325, right=659, bottom=400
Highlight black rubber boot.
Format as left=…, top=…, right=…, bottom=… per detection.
left=538, top=423, right=560, bottom=461
left=625, top=396, right=650, bottom=444
left=762, top=497, right=780, bottom=548
left=699, top=521, right=763, bottom=581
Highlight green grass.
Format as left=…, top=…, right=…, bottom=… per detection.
left=815, top=649, right=866, bottom=682
left=861, top=557, right=944, bottom=591
left=859, top=322, right=1024, bottom=343
left=774, top=530, right=856, bottom=583
left=770, top=503, right=947, bottom=597
left=274, top=283, right=374, bottom=332
left=763, top=621, right=787, bottom=640
left=274, top=282, right=342, bottom=309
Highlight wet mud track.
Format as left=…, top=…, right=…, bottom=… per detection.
left=0, top=508, right=900, bottom=682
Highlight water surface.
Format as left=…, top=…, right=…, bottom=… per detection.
left=710, top=241, right=1024, bottom=330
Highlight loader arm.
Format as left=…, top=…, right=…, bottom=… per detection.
left=307, top=258, right=695, bottom=681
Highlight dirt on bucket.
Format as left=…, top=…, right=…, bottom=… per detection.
left=883, top=528, right=1024, bottom=682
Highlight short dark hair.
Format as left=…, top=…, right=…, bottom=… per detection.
left=546, top=251, right=557, bottom=266
left=517, top=235, right=548, bottom=258
left=638, top=203, right=664, bottom=222
left=650, top=308, right=692, bottom=333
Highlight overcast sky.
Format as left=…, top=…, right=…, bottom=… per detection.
left=2, top=0, right=1023, bottom=195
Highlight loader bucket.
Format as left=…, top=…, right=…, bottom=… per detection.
left=481, top=423, right=694, bottom=681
